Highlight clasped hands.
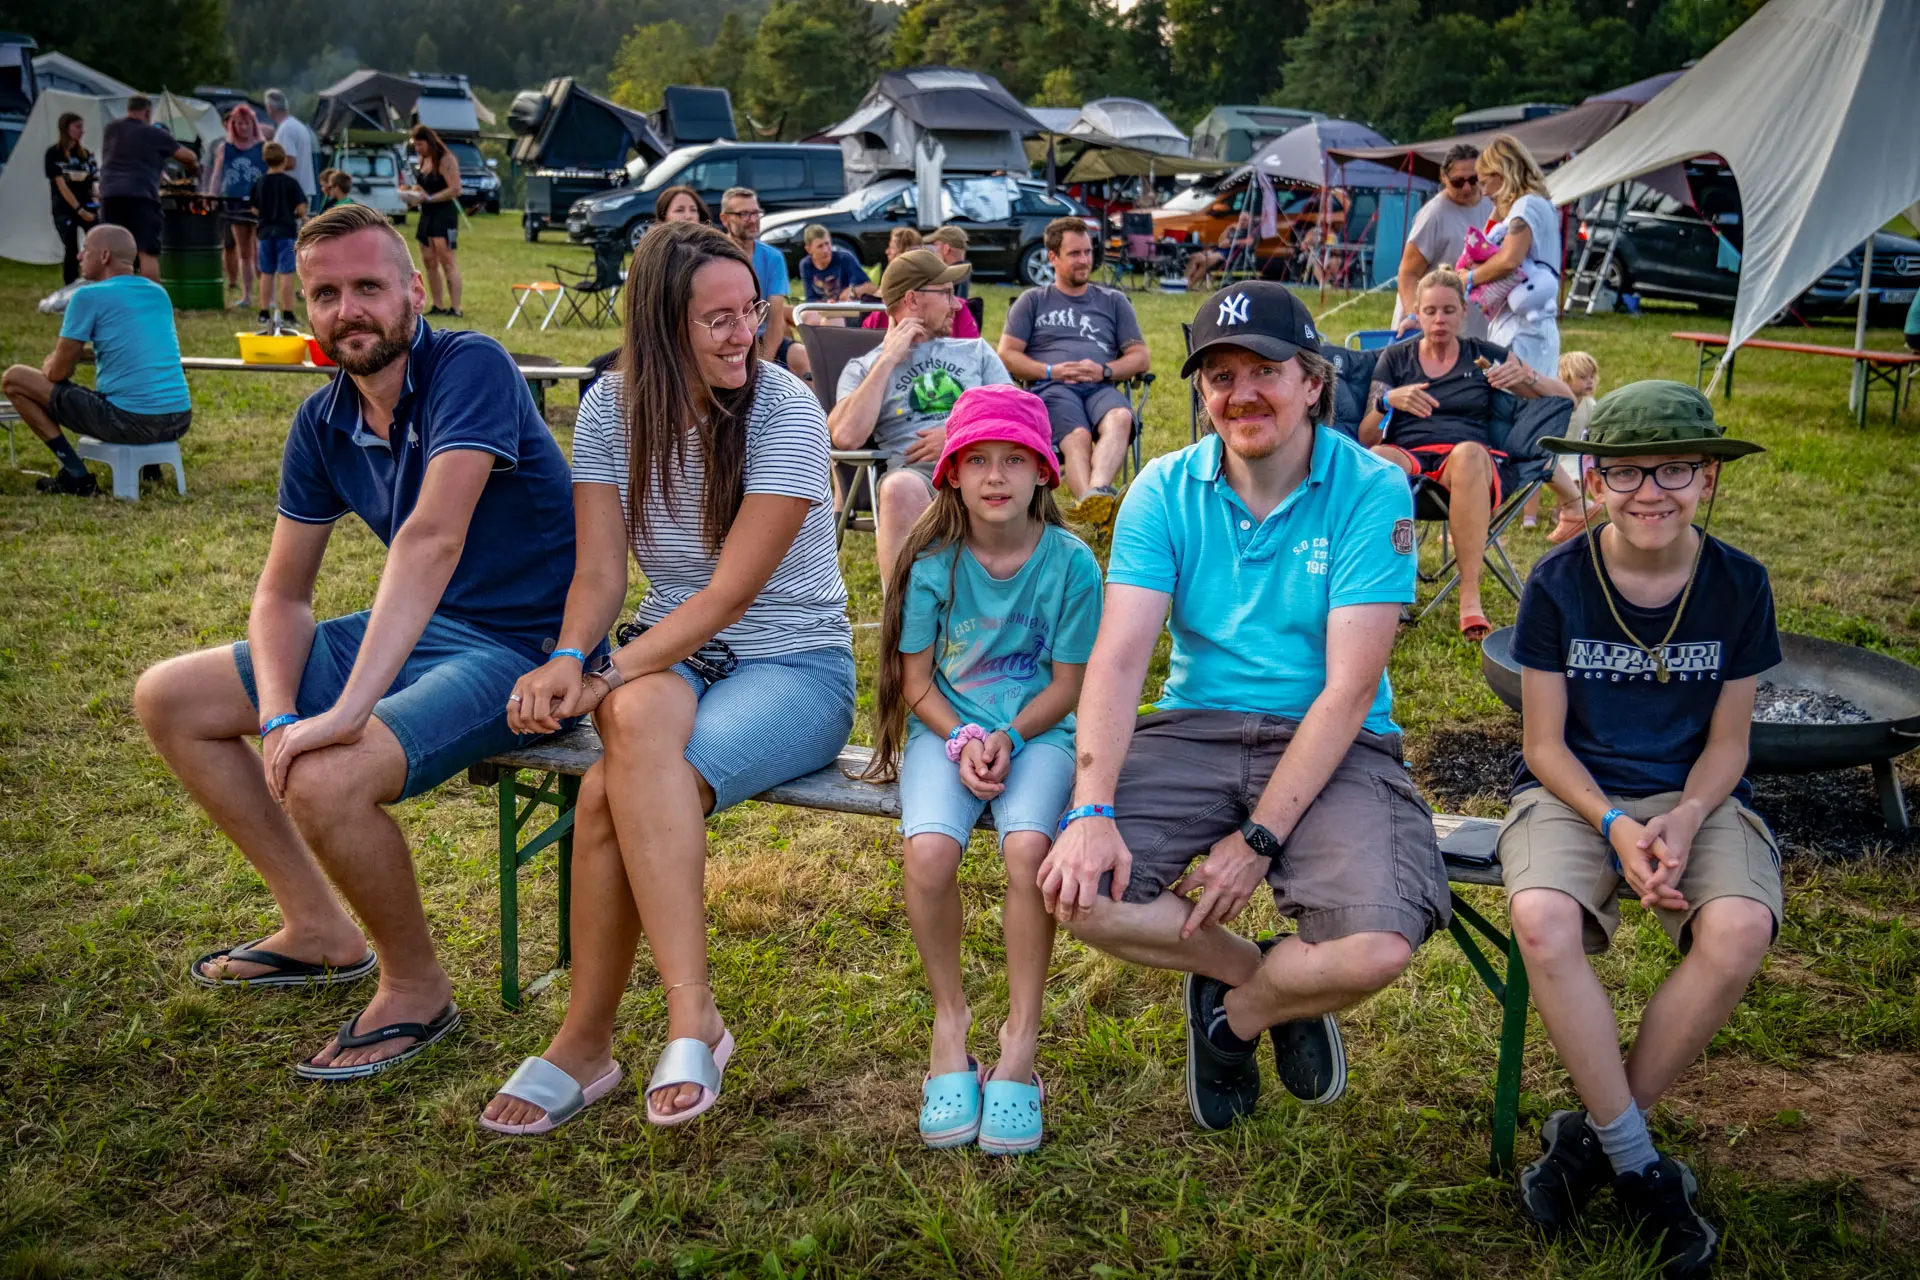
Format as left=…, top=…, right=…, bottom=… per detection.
left=506, top=656, right=610, bottom=736
left=1608, top=803, right=1701, bottom=912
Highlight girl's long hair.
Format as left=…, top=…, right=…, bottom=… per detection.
left=56, top=113, right=89, bottom=160
left=225, top=103, right=261, bottom=149
left=617, top=219, right=760, bottom=553
left=861, top=476, right=1068, bottom=782
left=409, top=123, right=449, bottom=169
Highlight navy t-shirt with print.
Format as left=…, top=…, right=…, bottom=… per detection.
left=1510, top=533, right=1781, bottom=802
left=799, top=246, right=869, bottom=302
left=276, top=319, right=578, bottom=661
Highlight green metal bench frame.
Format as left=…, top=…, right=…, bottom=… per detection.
left=469, top=734, right=1537, bottom=1173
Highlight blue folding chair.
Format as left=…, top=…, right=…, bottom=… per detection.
left=1344, top=328, right=1400, bottom=351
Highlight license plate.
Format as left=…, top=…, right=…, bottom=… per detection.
left=1881, top=288, right=1916, bottom=304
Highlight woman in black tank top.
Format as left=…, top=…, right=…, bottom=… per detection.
left=403, top=125, right=464, bottom=316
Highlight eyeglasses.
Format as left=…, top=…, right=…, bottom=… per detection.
left=1594, top=460, right=1710, bottom=493
left=914, top=286, right=959, bottom=302
left=1447, top=175, right=1480, bottom=190
left=693, top=299, right=771, bottom=340
left=722, top=208, right=763, bottom=221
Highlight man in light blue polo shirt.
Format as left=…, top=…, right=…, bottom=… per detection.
left=1038, top=281, right=1451, bottom=1131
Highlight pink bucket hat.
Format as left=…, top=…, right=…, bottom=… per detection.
left=932, top=384, right=1061, bottom=489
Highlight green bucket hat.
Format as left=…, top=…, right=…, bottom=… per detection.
left=1539, top=379, right=1765, bottom=459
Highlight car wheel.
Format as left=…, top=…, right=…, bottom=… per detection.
left=1019, top=242, right=1054, bottom=286
left=627, top=220, right=648, bottom=250
left=486, top=200, right=500, bottom=215
left=1603, top=255, right=1630, bottom=294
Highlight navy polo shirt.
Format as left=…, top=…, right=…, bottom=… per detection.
left=276, top=320, right=578, bottom=661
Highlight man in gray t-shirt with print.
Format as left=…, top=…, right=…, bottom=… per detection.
left=1392, top=143, right=1494, bottom=339
left=831, top=249, right=1011, bottom=575
left=998, top=217, right=1151, bottom=525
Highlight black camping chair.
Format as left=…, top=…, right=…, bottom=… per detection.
left=547, top=240, right=625, bottom=328
left=793, top=302, right=886, bottom=548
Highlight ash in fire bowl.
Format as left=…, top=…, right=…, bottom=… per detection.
left=1753, top=683, right=1875, bottom=726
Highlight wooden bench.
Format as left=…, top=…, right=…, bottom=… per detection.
left=469, top=727, right=1542, bottom=1173
left=167, top=356, right=601, bottom=415
left=1672, top=331, right=1919, bottom=428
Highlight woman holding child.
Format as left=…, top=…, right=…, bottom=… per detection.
left=1464, top=134, right=1563, bottom=376
left=480, top=220, right=855, bottom=1133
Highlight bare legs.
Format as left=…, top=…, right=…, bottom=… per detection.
left=2, top=365, right=64, bottom=441
left=1371, top=441, right=1495, bottom=631
left=421, top=239, right=462, bottom=312
left=232, top=223, right=257, bottom=308
left=874, top=470, right=934, bottom=584
left=1057, top=409, right=1134, bottom=502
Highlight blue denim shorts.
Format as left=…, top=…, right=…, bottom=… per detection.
left=233, top=610, right=549, bottom=800
left=898, top=730, right=1076, bottom=848
left=670, top=645, right=856, bottom=813
left=256, top=236, right=296, bottom=274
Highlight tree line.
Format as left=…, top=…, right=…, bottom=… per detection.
left=23, top=0, right=1759, bottom=147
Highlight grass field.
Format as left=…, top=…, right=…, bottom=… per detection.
left=3, top=212, right=1918, bottom=1278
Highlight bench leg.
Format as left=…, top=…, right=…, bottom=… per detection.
left=1492, top=934, right=1531, bottom=1176
left=555, top=773, right=579, bottom=970
left=495, top=766, right=582, bottom=1008
left=499, top=770, right=522, bottom=1008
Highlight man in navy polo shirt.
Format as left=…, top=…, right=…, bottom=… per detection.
left=1037, top=282, right=1451, bottom=1130
left=135, top=204, right=581, bottom=1080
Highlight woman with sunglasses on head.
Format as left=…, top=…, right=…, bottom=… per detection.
left=479, top=220, right=854, bottom=1136
left=1392, top=143, right=1493, bottom=339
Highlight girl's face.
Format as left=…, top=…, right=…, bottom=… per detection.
left=1416, top=285, right=1464, bottom=344
left=949, top=441, right=1041, bottom=529
left=66, top=119, right=84, bottom=144
left=686, top=260, right=760, bottom=391
left=414, top=138, right=431, bottom=160
left=664, top=192, right=701, bottom=223
left=1565, top=369, right=1598, bottom=400
left=1586, top=452, right=1716, bottom=553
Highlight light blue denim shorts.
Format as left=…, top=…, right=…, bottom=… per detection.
left=898, top=730, right=1076, bottom=848
left=670, top=644, right=856, bottom=812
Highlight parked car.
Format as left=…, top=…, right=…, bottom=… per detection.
left=568, top=142, right=844, bottom=247
left=324, top=143, right=409, bottom=224
left=760, top=175, right=1101, bottom=285
left=443, top=138, right=501, bottom=214
left=1579, top=162, right=1920, bottom=321
left=1151, top=179, right=1349, bottom=269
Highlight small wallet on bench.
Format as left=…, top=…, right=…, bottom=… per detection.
left=1438, top=819, right=1501, bottom=867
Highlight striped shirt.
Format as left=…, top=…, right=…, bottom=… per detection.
left=572, top=362, right=852, bottom=658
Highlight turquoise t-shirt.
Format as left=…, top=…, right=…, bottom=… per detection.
left=1107, top=427, right=1415, bottom=736
left=59, top=274, right=190, bottom=415
left=900, top=523, right=1104, bottom=755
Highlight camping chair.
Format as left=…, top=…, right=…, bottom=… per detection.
left=547, top=241, right=625, bottom=328
left=794, top=302, right=887, bottom=548
left=1107, top=212, right=1160, bottom=290
left=1006, top=285, right=1155, bottom=485
left=1344, top=328, right=1401, bottom=351
left=966, top=294, right=986, bottom=333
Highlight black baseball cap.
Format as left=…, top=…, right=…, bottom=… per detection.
left=1180, top=281, right=1322, bottom=377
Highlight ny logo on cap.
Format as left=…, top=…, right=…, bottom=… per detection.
left=1218, top=293, right=1251, bottom=326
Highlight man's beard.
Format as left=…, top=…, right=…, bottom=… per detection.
left=323, top=305, right=415, bottom=376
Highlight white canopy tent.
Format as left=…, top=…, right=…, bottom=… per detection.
left=1548, top=0, right=1920, bottom=364
left=0, top=88, right=222, bottom=265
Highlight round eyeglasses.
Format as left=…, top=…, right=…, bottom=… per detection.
left=694, top=299, right=771, bottom=341
left=1593, top=460, right=1710, bottom=493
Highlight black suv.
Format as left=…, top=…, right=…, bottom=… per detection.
left=760, top=175, right=1102, bottom=285
left=568, top=143, right=845, bottom=247
left=1579, top=161, right=1920, bottom=322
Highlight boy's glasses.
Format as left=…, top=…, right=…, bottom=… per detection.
left=1594, top=460, right=1710, bottom=493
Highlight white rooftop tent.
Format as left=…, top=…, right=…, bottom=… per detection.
left=0, top=88, right=221, bottom=265
left=1068, top=98, right=1188, bottom=157
left=32, top=52, right=135, bottom=99
left=828, top=67, right=1040, bottom=190
left=1548, top=0, right=1920, bottom=362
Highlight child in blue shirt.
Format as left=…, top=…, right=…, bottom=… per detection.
left=865, top=384, right=1102, bottom=1156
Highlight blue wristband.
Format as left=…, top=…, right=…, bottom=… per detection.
left=552, top=647, right=586, bottom=664
left=1599, top=807, right=1626, bottom=841
left=260, top=713, right=300, bottom=738
left=1058, top=803, right=1116, bottom=833
left=999, top=724, right=1026, bottom=756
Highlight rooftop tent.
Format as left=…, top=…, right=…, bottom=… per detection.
left=657, top=85, right=736, bottom=146
left=411, top=73, right=485, bottom=136
left=1027, top=106, right=1081, bottom=133
left=1190, top=104, right=1326, bottom=163
left=1323, top=98, right=1632, bottom=182
left=32, top=51, right=135, bottom=98
left=509, top=76, right=667, bottom=171
left=1549, top=0, right=1920, bottom=359
left=828, top=66, right=1040, bottom=189
left=1069, top=97, right=1188, bottom=157
left=1058, top=139, right=1233, bottom=183
left=312, top=70, right=421, bottom=141
left=1234, top=118, right=1436, bottom=192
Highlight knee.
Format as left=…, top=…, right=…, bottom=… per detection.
left=282, top=749, right=383, bottom=832
left=903, top=833, right=964, bottom=884
left=1688, top=897, right=1775, bottom=974
left=877, top=473, right=929, bottom=524
left=1450, top=442, right=1493, bottom=476
left=1100, top=410, right=1134, bottom=440
left=132, top=658, right=184, bottom=734
left=1001, top=833, right=1050, bottom=887
left=1509, top=889, right=1585, bottom=961
left=1060, top=893, right=1128, bottom=948
left=594, top=673, right=695, bottom=755
left=1342, top=931, right=1414, bottom=992
left=1058, top=426, right=1091, bottom=457
left=2, top=365, right=33, bottom=396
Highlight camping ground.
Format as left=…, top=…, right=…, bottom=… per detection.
left=1, top=212, right=1918, bottom=1278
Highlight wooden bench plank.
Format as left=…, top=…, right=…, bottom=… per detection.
left=1671, top=332, right=1920, bottom=364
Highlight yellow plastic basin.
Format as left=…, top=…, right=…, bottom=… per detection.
left=236, top=332, right=311, bottom=365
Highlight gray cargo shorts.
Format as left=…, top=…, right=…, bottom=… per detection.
left=1100, top=707, right=1451, bottom=947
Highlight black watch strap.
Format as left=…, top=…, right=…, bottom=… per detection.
left=1239, top=818, right=1281, bottom=858
left=1101, top=363, right=1114, bottom=382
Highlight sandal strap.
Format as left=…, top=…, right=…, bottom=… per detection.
left=336, top=1003, right=457, bottom=1050
left=647, top=1036, right=722, bottom=1095
left=496, top=1057, right=586, bottom=1122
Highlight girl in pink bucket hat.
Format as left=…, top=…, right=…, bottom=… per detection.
left=863, top=384, right=1104, bottom=1156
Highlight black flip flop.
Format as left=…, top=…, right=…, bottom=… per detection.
left=1184, top=972, right=1261, bottom=1131
left=294, top=1002, right=461, bottom=1082
left=188, top=943, right=378, bottom=990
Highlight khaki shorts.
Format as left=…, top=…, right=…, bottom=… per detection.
left=1102, top=708, right=1451, bottom=947
left=1498, top=788, right=1783, bottom=955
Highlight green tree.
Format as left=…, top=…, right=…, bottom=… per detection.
left=16, top=0, right=233, bottom=91
left=1168, top=0, right=1309, bottom=117
left=608, top=20, right=704, bottom=111
left=1035, top=67, right=1081, bottom=109
left=745, top=0, right=883, bottom=139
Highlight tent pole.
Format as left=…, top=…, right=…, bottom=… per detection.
left=1850, top=236, right=1873, bottom=413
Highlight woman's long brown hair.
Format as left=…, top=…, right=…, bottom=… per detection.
left=56, top=113, right=89, bottom=160
left=408, top=123, right=450, bottom=170
left=617, top=220, right=760, bottom=553
left=860, top=476, right=1068, bottom=782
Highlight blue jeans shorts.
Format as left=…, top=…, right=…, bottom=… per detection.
left=256, top=236, right=296, bottom=274
left=233, top=610, right=549, bottom=800
left=669, top=645, right=856, bottom=813
left=898, top=731, right=1076, bottom=848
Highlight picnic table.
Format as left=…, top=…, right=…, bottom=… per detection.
left=166, top=356, right=601, bottom=414
left=1672, top=331, right=1918, bottom=428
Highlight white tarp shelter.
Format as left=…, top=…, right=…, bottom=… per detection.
left=32, top=52, right=135, bottom=99
left=1548, top=0, right=1920, bottom=360
left=0, top=88, right=221, bottom=265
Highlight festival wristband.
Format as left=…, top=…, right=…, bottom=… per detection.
left=552, top=647, right=587, bottom=664
left=946, top=723, right=989, bottom=763
left=1599, top=807, right=1626, bottom=841
left=998, top=724, right=1026, bottom=756
left=259, top=713, right=300, bottom=738
left=1464, top=268, right=1475, bottom=289
left=1044, top=363, right=1053, bottom=381
left=1057, top=803, right=1117, bottom=833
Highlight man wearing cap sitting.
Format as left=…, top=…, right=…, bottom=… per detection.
left=831, top=248, right=1012, bottom=575
left=1037, top=281, right=1450, bottom=1131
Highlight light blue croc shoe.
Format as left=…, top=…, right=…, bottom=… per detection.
left=920, top=1057, right=983, bottom=1149
left=978, top=1066, right=1044, bottom=1156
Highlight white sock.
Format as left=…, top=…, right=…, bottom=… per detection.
left=1588, top=1102, right=1660, bottom=1176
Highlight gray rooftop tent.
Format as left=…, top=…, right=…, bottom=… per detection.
left=1068, top=97, right=1188, bottom=157
left=507, top=76, right=668, bottom=171
left=1190, top=105, right=1326, bottom=163
left=311, top=70, right=422, bottom=141
left=828, top=67, right=1040, bottom=190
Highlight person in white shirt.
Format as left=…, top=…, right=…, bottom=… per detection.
left=263, top=89, right=318, bottom=202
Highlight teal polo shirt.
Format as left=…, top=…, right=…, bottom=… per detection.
left=1107, top=426, right=1416, bottom=736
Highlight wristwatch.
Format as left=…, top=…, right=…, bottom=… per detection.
left=588, top=656, right=625, bottom=692
left=1239, top=819, right=1282, bottom=859
left=1100, top=363, right=1113, bottom=382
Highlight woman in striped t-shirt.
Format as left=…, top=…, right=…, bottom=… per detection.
left=481, top=221, right=854, bottom=1135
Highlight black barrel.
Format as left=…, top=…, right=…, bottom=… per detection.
left=159, top=192, right=224, bottom=309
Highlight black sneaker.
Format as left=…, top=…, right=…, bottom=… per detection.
left=1518, top=1109, right=1611, bottom=1231
left=1183, top=972, right=1260, bottom=1130
left=36, top=469, right=98, bottom=497
left=1253, top=936, right=1348, bottom=1105
left=1614, top=1155, right=1718, bottom=1279
left=426, top=306, right=449, bottom=316
left=257, top=309, right=273, bottom=327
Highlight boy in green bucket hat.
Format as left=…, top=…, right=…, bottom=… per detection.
left=1498, top=380, right=1781, bottom=1277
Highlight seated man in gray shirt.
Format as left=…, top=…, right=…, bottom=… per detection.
left=998, top=217, right=1151, bottom=526
left=831, top=249, right=1012, bottom=576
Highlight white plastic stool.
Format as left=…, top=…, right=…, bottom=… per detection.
left=76, top=436, right=186, bottom=501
